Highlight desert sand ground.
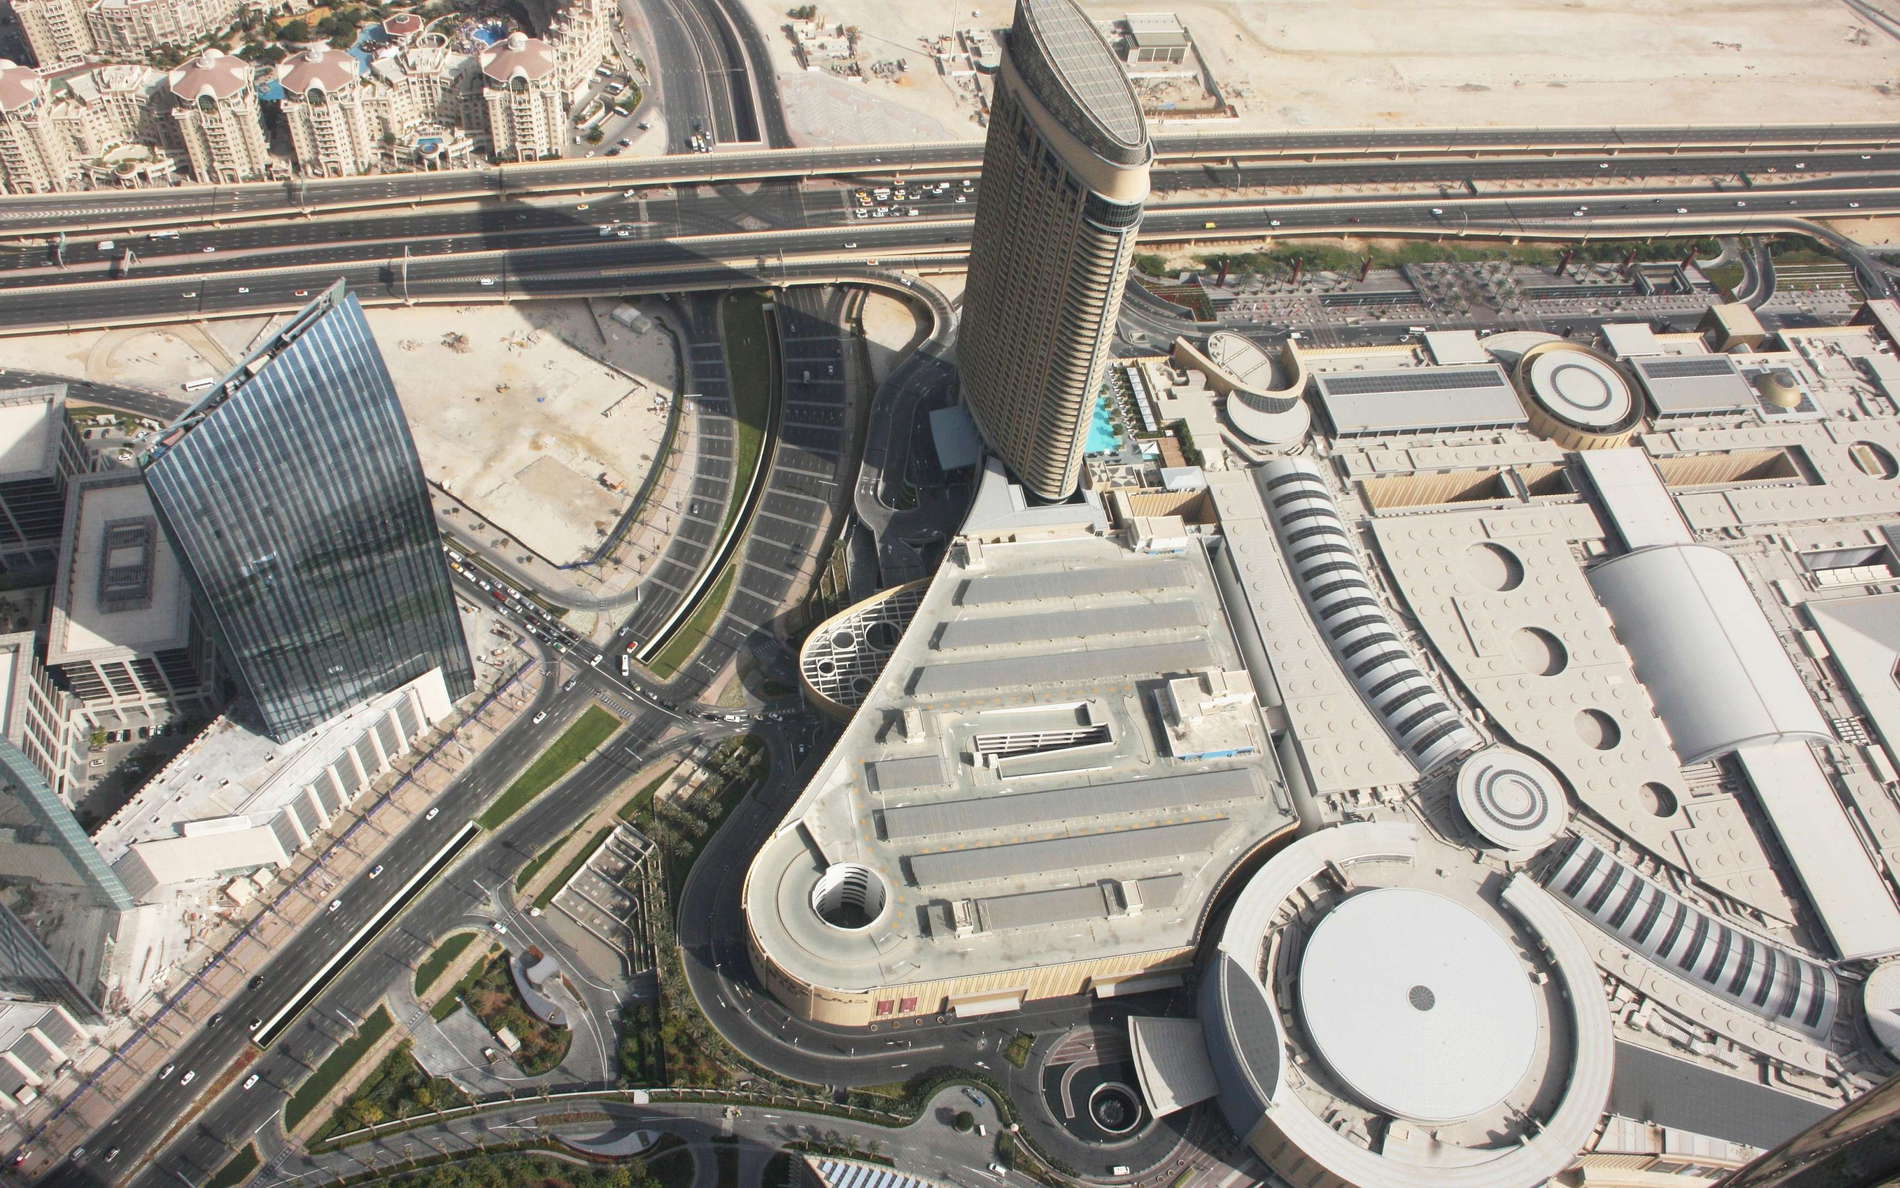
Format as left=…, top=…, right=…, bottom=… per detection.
left=752, top=0, right=1899, bottom=144
left=0, top=299, right=678, bottom=565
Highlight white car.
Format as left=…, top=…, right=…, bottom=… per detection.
left=178, top=1071, right=195, bottom=1086
left=479, top=277, right=497, bottom=287
left=368, top=865, right=384, bottom=879
left=242, top=1074, right=259, bottom=1090
left=425, top=806, right=440, bottom=821
left=327, top=898, right=342, bottom=913
left=533, top=711, right=548, bottom=724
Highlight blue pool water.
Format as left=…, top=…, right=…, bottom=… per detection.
left=1084, top=396, right=1119, bottom=454
left=470, top=21, right=509, bottom=45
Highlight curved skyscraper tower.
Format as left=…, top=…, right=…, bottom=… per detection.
left=959, top=0, right=1152, bottom=501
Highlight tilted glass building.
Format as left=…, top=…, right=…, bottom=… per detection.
left=141, top=283, right=474, bottom=742
left=0, top=740, right=132, bottom=1020
left=958, top=0, right=1152, bottom=501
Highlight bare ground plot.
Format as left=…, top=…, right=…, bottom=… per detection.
left=743, top=0, right=1900, bottom=140
left=369, top=301, right=679, bottom=565
left=0, top=301, right=684, bottom=566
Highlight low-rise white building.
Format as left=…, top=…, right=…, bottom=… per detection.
left=95, top=667, right=454, bottom=900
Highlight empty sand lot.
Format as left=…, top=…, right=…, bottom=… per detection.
left=750, top=0, right=1898, bottom=142
left=0, top=300, right=680, bottom=565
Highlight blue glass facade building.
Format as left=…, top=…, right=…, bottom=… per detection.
left=141, top=283, right=474, bottom=742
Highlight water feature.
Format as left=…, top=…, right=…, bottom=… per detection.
left=1084, top=395, right=1119, bottom=455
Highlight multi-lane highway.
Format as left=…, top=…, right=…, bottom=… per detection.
left=42, top=549, right=762, bottom=1185
left=9, top=146, right=1894, bottom=283
left=2, top=122, right=1897, bottom=231
left=0, top=173, right=1891, bottom=333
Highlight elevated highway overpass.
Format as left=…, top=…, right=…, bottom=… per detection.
left=0, top=178, right=1891, bottom=334
left=2, top=122, right=1898, bottom=234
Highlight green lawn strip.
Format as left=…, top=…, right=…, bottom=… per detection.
left=617, top=771, right=670, bottom=822
left=645, top=293, right=775, bottom=679
left=513, top=827, right=580, bottom=893
left=313, top=1040, right=470, bottom=1143
left=205, top=1144, right=259, bottom=1188
left=644, top=564, right=736, bottom=679
left=283, top=1006, right=394, bottom=1131
left=412, top=932, right=477, bottom=998
left=429, top=942, right=504, bottom=1020
left=533, top=825, right=614, bottom=910
left=477, top=706, right=620, bottom=829
left=716, top=290, right=775, bottom=546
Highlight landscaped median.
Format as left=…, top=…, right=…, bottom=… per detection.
left=476, top=705, right=621, bottom=830
left=412, top=931, right=479, bottom=998
left=204, top=1144, right=259, bottom=1188
left=283, top=1006, right=394, bottom=1132
left=642, top=290, right=780, bottom=679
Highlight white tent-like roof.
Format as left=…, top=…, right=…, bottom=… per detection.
left=1588, top=544, right=1830, bottom=764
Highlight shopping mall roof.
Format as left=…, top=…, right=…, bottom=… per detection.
left=1587, top=544, right=1831, bottom=764
left=1311, top=364, right=1528, bottom=437
left=744, top=466, right=1294, bottom=1000
left=1299, top=886, right=1539, bottom=1123
left=1628, top=352, right=1757, bottom=417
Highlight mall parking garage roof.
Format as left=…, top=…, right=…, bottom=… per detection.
left=744, top=468, right=1295, bottom=1010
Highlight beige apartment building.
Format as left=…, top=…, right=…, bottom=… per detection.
left=166, top=48, right=269, bottom=182
left=479, top=32, right=562, bottom=162
left=11, top=0, right=94, bottom=67
left=275, top=46, right=376, bottom=177
left=0, top=61, right=76, bottom=194
left=85, top=0, right=247, bottom=61
left=956, top=0, right=1152, bottom=500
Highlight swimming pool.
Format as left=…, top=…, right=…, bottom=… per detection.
left=1084, top=396, right=1118, bottom=455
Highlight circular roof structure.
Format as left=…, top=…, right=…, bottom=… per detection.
left=1298, top=887, right=1539, bottom=1123
left=480, top=32, right=557, bottom=84
left=1865, top=961, right=1900, bottom=1061
left=276, top=46, right=359, bottom=96
left=0, top=61, right=44, bottom=113
left=1456, top=745, right=1570, bottom=852
left=1474, top=330, right=1561, bottom=370
left=168, top=49, right=253, bottom=102
left=1525, top=347, right=1635, bottom=432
